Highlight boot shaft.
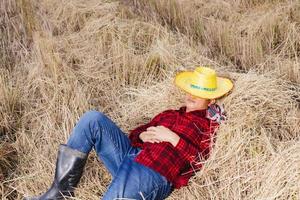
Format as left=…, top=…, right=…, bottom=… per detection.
left=24, top=144, right=88, bottom=200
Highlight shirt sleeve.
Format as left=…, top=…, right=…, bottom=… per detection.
left=175, top=121, right=219, bottom=162
left=129, top=110, right=170, bottom=148
left=174, top=138, right=199, bottom=162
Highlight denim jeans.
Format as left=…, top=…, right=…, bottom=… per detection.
left=66, top=110, right=173, bottom=200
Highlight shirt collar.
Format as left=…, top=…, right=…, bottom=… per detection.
left=179, top=106, right=207, bottom=118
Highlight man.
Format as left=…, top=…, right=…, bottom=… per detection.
left=25, top=66, right=233, bottom=200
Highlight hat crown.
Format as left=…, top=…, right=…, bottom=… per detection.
left=192, top=67, right=217, bottom=90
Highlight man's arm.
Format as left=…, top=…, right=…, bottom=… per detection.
left=145, top=123, right=217, bottom=162
left=144, top=126, right=180, bottom=146
left=144, top=125, right=200, bottom=162
left=129, top=123, right=153, bottom=148
left=129, top=111, right=169, bottom=147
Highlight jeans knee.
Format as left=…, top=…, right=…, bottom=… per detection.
left=82, top=110, right=106, bottom=123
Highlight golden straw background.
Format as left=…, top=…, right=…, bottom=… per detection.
left=0, top=0, right=300, bottom=199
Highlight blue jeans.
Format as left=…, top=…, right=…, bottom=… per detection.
left=66, top=110, right=173, bottom=200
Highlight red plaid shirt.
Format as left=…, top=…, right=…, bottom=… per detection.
left=129, top=106, right=220, bottom=189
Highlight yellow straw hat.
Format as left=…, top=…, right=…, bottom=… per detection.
left=175, top=66, right=233, bottom=99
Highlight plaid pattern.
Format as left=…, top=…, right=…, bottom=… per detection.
left=129, top=104, right=225, bottom=188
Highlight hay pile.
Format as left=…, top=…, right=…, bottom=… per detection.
left=0, top=0, right=299, bottom=199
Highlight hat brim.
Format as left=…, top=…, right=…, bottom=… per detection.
left=175, top=71, right=233, bottom=99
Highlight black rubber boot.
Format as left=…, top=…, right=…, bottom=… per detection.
left=24, top=144, right=88, bottom=200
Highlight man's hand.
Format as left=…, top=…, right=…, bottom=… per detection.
left=139, top=126, right=180, bottom=147
left=139, top=131, right=161, bottom=144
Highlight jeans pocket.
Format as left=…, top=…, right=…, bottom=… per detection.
left=127, top=147, right=142, bottom=159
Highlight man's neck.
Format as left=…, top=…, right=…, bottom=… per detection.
left=186, top=106, right=208, bottom=113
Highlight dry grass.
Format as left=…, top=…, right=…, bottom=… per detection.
left=128, top=0, right=300, bottom=81
left=0, top=0, right=299, bottom=199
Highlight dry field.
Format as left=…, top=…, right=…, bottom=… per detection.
left=0, top=0, right=300, bottom=199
